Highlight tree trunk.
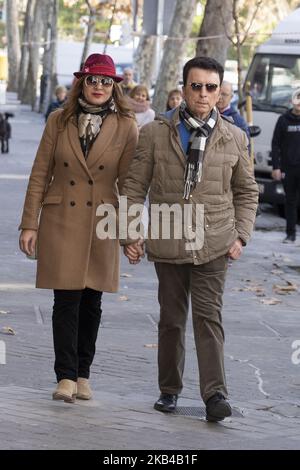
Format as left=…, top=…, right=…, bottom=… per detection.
left=196, top=0, right=233, bottom=67
left=6, top=0, right=21, bottom=92
left=152, top=0, right=197, bottom=113
left=232, top=0, right=244, bottom=116
left=133, top=35, right=156, bottom=89
left=40, top=0, right=58, bottom=114
left=18, top=0, right=36, bottom=100
left=21, top=0, right=46, bottom=109
left=80, top=1, right=96, bottom=67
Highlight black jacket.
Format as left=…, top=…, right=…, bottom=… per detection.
left=271, top=110, right=300, bottom=170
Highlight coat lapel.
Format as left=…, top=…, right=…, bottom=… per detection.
left=67, top=117, right=91, bottom=177
left=86, top=113, right=118, bottom=169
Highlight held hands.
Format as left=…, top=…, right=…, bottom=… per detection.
left=123, top=239, right=145, bottom=264
left=19, top=229, right=37, bottom=257
left=227, top=238, right=243, bottom=260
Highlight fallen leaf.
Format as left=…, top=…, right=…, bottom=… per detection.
left=1, top=326, right=16, bottom=335
left=120, top=273, right=132, bottom=278
left=144, top=343, right=158, bottom=348
left=119, top=295, right=129, bottom=301
left=271, top=269, right=284, bottom=275
left=260, top=298, right=282, bottom=305
left=273, top=283, right=298, bottom=295
left=236, top=285, right=265, bottom=293
left=0, top=310, right=9, bottom=315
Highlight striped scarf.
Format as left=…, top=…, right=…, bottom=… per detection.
left=179, top=102, right=218, bottom=200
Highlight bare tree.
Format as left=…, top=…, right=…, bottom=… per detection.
left=152, top=0, right=197, bottom=113
left=196, top=0, right=233, bottom=67
left=40, top=0, right=58, bottom=114
left=6, top=0, right=21, bottom=92
left=18, top=0, right=36, bottom=99
left=226, top=0, right=263, bottom=113
left=133, top=35, right=156, bottom=89
left=80, top=0, right=97, bottom=66
left=22, top=0, right=47, bottom=109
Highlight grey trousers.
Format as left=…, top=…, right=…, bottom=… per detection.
left=154, top=255, right=228, bottom=403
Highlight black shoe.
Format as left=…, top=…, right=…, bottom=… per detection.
left=205, top=392, right=232, bottom=422
left=283, top=235, right=296, bottom=244
left=154, top=393, right=178, bottom=413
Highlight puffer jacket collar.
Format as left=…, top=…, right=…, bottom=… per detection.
left=156, top=106, right=234, bottom=152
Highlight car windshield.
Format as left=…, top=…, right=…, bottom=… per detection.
left=245, top=54, right=300, bottom=112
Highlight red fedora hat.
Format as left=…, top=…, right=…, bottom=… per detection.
left=73, top=53, right=123, bottom=82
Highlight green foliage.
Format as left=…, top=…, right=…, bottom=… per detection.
left=0, top=21, right=5, bottom=49
left=58, top=0, right=110, bottom=41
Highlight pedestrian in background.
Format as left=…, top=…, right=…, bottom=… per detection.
left=127, top=85, right=155, bottom=129
left=45, top=85, right=68, bottom=121
left=166, top=89, right=183, bottom=111
left=217, top=81, right=250, bottom=142
left=120, top=67, right=137, bottom=96
left=19, top=53, right=138, bottom=403
left=271, top=88, right=300, bottom=243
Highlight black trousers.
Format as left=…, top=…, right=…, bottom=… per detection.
left=283, top=168, right=300, bottom=237
left=52, top=288, right=102, bottom=382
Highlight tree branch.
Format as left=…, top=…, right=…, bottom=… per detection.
left=240, top=0, right=263, bottom=46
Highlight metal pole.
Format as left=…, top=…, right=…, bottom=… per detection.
left=155, top=0, right=164, bottom=81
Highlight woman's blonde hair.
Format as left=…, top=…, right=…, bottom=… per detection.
left=129, top=85, right=150, bottom=101
left=58, top=77, right=135, bottom=128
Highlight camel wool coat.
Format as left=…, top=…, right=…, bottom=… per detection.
left=19, top=109, right=138, bottom=292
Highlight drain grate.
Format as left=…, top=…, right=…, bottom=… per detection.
left=173, top=406, right=243, bottom=418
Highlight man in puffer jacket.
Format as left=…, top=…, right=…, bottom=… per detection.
left=271, top=88, right=300, bottom=243
left=120, top=57, right=258, bottom=422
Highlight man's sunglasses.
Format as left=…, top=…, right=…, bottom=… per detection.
left=84, top=75, right=114, bottom=88
left=189, top=82, right=219, bottom=93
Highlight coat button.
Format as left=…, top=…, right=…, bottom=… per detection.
left=88, top=179, right=93, bottom=185
left=87, top=201, right=92, bottom=207
left=64, top=162, right=69, bottom=167
left=70, top=180, right=75, bottom=185
left=70, top=201, right=76, bottom=206
left=99, top=165, right=104, bottom=170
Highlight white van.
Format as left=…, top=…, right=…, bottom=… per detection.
left=244, top=8, right=300, bottom=212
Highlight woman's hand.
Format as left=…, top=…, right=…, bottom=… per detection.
left=19, top=229, right=37, bottom=256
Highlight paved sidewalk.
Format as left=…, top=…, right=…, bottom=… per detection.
left=0, top=94, right=300, bottom=450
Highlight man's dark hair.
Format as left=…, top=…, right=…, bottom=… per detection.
left=183, top=56, right=224, bottom=86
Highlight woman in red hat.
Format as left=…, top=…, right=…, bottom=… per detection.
left=18, top=54, right=138, bottom=403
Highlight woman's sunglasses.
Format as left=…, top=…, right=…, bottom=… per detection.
left=189, top=82, right=219, bottom=93
left=84, top=75, right=114, bottom=88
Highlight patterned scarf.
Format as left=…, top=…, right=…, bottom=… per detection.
left=179, top=101, right=218, bottom=199
left=78, top=96, right=117, bottom=159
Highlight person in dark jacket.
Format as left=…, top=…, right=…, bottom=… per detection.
left=217, top=81, right=250, bottom=142
left=271, top=88, right=300, bottom=243
left=45, top=85, right=67, bottom=121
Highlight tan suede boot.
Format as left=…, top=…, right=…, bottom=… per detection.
left=76, top=378, right=92, bottom=400
left=52, top=379, right=77, bottom=403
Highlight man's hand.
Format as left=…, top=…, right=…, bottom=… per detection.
left=123, top=239, right=145, bottom=264
left=19, top=229, right=37, bottom=256
left=227, top=238, right=243, bottom=260
left=272, top=169, right=282, bottom=181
